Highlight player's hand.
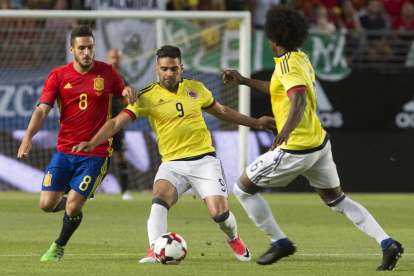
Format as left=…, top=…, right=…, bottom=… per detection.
left=72, top=142, right=94, bottom=153
left=270, top=130, right=290, bottom=151
left=122, top=86, right=138, bottom=106
left=255, top=116, right=277, bottom=133
left=220, top=70, right=245, bottom=85
left=17, top=139, right=32, bottom=159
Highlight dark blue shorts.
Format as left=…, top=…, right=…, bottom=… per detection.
left=41, top=151, right=111, bottom=199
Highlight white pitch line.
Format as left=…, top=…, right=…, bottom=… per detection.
left=1, top=253, right=413, bottom=257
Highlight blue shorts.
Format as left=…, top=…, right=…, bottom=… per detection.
left=41, top=151, right=111, bottom=199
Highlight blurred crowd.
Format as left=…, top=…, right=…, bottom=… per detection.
left=1, top=0, right=414, bottom=66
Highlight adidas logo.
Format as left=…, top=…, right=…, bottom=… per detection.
left=64, top=83, right=72, bottom=89
left=396, top=98, right=414, bottom=128
left=315, top=80, right=343, bottom=128
left=158, top=99, right=164, bottom=104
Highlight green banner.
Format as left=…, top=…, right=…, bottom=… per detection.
left=171, top=20, right=351, bottom=82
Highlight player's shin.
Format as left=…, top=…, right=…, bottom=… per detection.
left=147, top=198, right=169, bottom=247
left=233, top=182, right=287, bottom=242
left=213, top=210, right=237, bottom=240
left=55, top=212, right=83, bottom=246
left=327, top=195, right=390, bottom=244
left=51, top=197, right=67, bottom=213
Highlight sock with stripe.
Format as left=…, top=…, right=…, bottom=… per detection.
left=213, top=210, right=238, bottom=241
left=233, top=184, right=287, bottom=242
left=330, top=197, right=390, bottom=245
left=55, top=212, right=83, bottom=246
left=147, top=199, right=169, bottom=248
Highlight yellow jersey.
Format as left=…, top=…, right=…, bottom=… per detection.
left=271, top=50, right=328, bottom=152
left=123, top=79, right=216, bottom=162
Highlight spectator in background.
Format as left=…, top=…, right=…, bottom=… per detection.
left=252, top=0, right=280, bottom=29
left=391, top=2, right=414, bottom=32
left=338, top=0, right=365, bottom=64
left=391, top=2, right=414, bottom=60
left=339, top=0, right=363, bottom=30
left=107, top=48, right=133, bottom=201
left=360, top=0, right=393, bottom=59
left=167, top=0, right=199, bottom=10
left=197, top=0, right=226, bottom=10
left=360, top=0, right=387, bottom=39
left=378, top=0, right=409, bottom=22
left=310, top=5, right=337, bottom=36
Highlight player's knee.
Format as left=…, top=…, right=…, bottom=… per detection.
left=213, top=210, right=230, bottom=223
left=39, top=201, right=55, bottom=213
left=234, top=180, right=257, bottom=200
left=65, top=202, right=82, bottom=217
left=39, top=200, right=55, bottom=213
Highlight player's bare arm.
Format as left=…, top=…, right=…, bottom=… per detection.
left=205, top=101, right=276, bottom=132
left=221, top=70, right=270, bottom=94
left=117, top=86, right=138, bottom=107
left=270, top=90, right=307, bottom=150
left=17, top=104, right=52, bottom=159
left=72, top=112, right=132, bottom=153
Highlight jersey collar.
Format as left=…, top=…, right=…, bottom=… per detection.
left=274, top=49, right=299, bottom=63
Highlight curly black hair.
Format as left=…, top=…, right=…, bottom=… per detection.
left=264, top=5, right=309, bottom=50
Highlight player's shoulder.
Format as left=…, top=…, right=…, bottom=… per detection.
left=278, top=51, right=308, bottom=76
left=138, top=82, right=157, bottom=98
left=181, top=78, right=205, bottom=90
left=94, top=60, right=114, bottom=72
left=51, top=63, right=72, bottom=74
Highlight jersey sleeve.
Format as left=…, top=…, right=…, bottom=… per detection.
left=110, top=66, right=126, bottom=98
left=201, top=84, right=216, bottom=110
left=122, top=97, right=147, bottom=120
left=38, top=70, right=59, bottom=107
left=277, top=62, right=308, bottom=96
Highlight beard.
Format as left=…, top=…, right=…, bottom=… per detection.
left=74, top=53, right=95, bottom=69
left=161, top=78, right=178, bottom=89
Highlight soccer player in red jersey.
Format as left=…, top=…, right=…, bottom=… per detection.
left=17, top=26, right=137, bottom=261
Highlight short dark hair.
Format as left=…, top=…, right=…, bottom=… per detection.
left=264, top=6, right=309, bottom=50
left=70, top=26, right=94, bottom=47
left=156, top=45, right=181, bottom=63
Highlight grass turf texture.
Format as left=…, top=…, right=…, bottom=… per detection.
left=0, top=192, right=412, bottom=275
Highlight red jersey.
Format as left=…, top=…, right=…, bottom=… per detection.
left=379, top=0, right=409, bottom=17
left=39, top=60, right=126, bottom=157
left=391, top=17, right=414, bottom=30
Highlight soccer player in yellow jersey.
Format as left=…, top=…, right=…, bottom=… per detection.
left=73, top=45, right=276, bottom=263
left=222, top=6, right=403, bottom=270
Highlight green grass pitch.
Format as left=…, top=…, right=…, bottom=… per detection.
left=0, top=192, right=412, bottom=275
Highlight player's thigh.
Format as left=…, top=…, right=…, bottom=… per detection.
left=246, top=149, right=309, bottom=188
left=66, top=189, right=88, bottom=216
left=186, top=156, right=228, bottom=202
left=301, top=142, right=340, bottom=190
left=69, top=156, right=111, bottom=199
left=154, top=162, right=191, bottom=205
left=41, top=151, right=74, bottom=194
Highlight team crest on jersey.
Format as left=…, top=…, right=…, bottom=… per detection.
left=43, top=172, right=52, bottom=187
left=94, top=75, right=104, bottom=91
left=187, top=90, right=198, bottom=99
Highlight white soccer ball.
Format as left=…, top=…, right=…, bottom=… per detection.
left=154, top=233, right=188, bottom=265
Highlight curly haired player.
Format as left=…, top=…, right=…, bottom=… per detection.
left=221, top=5, right=404, bottom=270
